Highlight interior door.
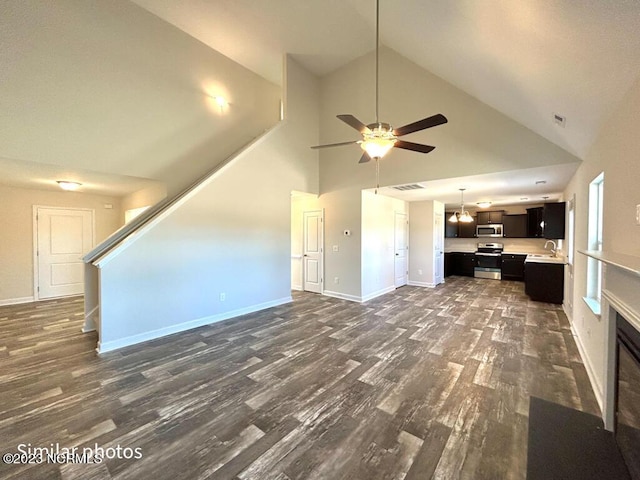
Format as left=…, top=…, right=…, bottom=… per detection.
left=434, top=211, right=444, bottom=285
left=394, top=212, right=408, bottom=288
left=35, top=207, right=94, bottom=299
left=303, top=210, right=323, bottom=293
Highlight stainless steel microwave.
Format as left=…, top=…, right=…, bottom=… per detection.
left=476, top=224, right=503, bottom=237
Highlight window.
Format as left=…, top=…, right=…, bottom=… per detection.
left=585, top=172, right=604, bottom=314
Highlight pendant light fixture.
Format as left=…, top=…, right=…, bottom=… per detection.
left=449, top=188, right=473, bottom=223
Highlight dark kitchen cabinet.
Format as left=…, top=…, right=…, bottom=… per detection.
left=502, top=214, right=527, bottom=238
left=445, top=213, right=458, bottom=238
left=527, top=207, right=544, bottom=238
left=501, top=253, right=527, bottom=281
left=524, top=261, right=564, bottom=304
left=445, top=252, right=476, bottom=277
left=444, top=252, right=455, bottom=277
left=543, top=202, right=566, bottom=239
left=458, top=216, right=477, bottom=238
left=457, top=253, right=477, bottom=277
left=476, top=210, right=504, bottom=225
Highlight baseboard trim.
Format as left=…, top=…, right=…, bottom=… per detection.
left=291, top=285, right=303, bottom=291
left=570, top=322, right=604, bottom=414
left=323, top=290, right=361, bottom=303
left=0, top=296, right=35, bottom=306
left=408, top=281, right=437, bottom=288
left=97, top=296, right=292, bottom=354
left=361, top=286, right=396, bottom=303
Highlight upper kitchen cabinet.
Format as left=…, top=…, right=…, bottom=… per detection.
left=527, top=207, right=544, bottom=237
left=458, top=216, right=477, bottom=238
left=476, top=210, right=504, bottom=225
left=543, top=202, right=566, bottom=239
left=445, top=212, right=458, bottom=238
left=502, top=214, right=527, bottom=238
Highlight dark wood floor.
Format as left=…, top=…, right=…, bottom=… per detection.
left=0, top=277, right=599, bottom=480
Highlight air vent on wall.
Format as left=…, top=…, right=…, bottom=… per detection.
left=392, top=183, right=425, bottom=191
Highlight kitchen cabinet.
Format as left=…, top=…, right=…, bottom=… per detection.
left=524, top=261, right=564, bottom=304
left=476, top=210, right=504, bottom=225
left=527, top=207, right=544, bottom=237
left=502, top=214, right=527, bottom=238
left=543, top=202, right=566, bottom=239
left=445, top=213, right=458, bottom=238
left=457, top=252, right=477, bottom=277
left=444, top=252, right=455, bottom=277
left=445, top=252, right=476, bottom=277
left=458, top=216, right=477, bottom=238
left=501, top=253, right=527, bottom=281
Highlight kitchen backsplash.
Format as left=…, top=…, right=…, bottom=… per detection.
left=445, top=237, right=562, bottom=255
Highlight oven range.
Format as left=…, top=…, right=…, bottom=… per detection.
left=474, top=242, right=504, bottom=280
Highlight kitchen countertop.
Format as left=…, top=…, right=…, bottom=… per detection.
left=445, top=249, right=567, bottom=264
left=524, top=254, right=567, bottom=265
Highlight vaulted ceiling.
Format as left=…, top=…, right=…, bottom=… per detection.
left=132, top=0, right=640, bottom=160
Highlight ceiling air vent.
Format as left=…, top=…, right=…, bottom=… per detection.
left=392, top=183, right=425, bottom=191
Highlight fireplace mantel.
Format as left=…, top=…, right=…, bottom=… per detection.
left=580, top=249, right=640, bottom=431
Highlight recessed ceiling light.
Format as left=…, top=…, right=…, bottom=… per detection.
left=56, top=181, right=81, bottom=191
left=535, top=180, right=547, bottom=185
left=476, top=202, right=492, bottom=208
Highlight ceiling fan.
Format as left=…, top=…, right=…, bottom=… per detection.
left=311, top=0, right=448, bottom=165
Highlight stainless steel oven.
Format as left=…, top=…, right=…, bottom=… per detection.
left=475, top=242, right=503, bottom=280
left=476, top=224, right=503, bottom=237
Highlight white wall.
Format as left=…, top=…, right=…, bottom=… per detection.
left=318, top=47, right=580, bottom=300
left=563, top=74, right=640, bottom=409
left=360, top=191, right=407, bottom=301
left=0, top=184, right=122, bottom=304
left=95, top=57, right=319, bottom=352
left=409, top=200, right=444, bottom=287
left=0, top=0, right=280, bottom=196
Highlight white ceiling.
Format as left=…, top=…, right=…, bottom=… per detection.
left=371, top=162, right=579, bottom=209
left=0, top=156, right=162, bottom=197
left=132, top=0, right=640, bottom=161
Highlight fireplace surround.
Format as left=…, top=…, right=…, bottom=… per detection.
left=616, top=313, right=640, bottom=479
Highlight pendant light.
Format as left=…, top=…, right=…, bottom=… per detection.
left=449, top=188, right=473, bottom=223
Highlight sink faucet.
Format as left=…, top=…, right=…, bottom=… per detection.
left=544, top=240, right=557, bottom=257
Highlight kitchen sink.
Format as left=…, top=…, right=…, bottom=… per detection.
left=525, top=253, right=566, bottom=264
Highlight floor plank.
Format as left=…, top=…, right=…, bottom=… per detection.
left=0, top=278, right=600, bottom=479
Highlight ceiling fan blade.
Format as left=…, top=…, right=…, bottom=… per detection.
left=394, top=140, right=436, bottom=154
left=337, top=114, right=371, bottom=133
left=393, top=114, right=448, bottom=137
left=310, top=140, right=359, bottom=149
left=358, top=153, right=370, bottom=164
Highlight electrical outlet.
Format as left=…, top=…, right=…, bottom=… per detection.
left=219, top=293, right=226, bottom=301
left=334, top=277, right=339, bottom=284
left=636, top=204, right=640, bottom=225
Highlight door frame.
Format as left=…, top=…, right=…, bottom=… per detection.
left=302, top=209, right=324, bottom=294
left=394, top=211, right=409, bottom=288
left=32, top=206, right=96, bottom=301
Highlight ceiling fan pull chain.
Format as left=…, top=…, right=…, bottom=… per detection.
left=375, top=157, right=380, bottom=194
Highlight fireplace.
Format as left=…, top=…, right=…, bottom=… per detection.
left=616, top=313, right=640, bottom=479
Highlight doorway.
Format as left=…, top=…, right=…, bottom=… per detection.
left=394, top=212, right=408, bottom=287
left=303, top=210, right=324, bottom=293
left=33, top=206, right=94, bottom=300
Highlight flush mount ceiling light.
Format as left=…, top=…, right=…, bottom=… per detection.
left=476, top=201, right=492, bottom=208
left=56, top=181, right=81, bottom=191
left=449, top=188, right=473, bottom=223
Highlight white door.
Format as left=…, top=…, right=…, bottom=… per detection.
left=434, top=211, right=445, bottom=285
left=303, top=210, right=323, bottom=293
left=35, top=207, right=94, bottom=299
left=394, top=212, right=408, bottom=288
